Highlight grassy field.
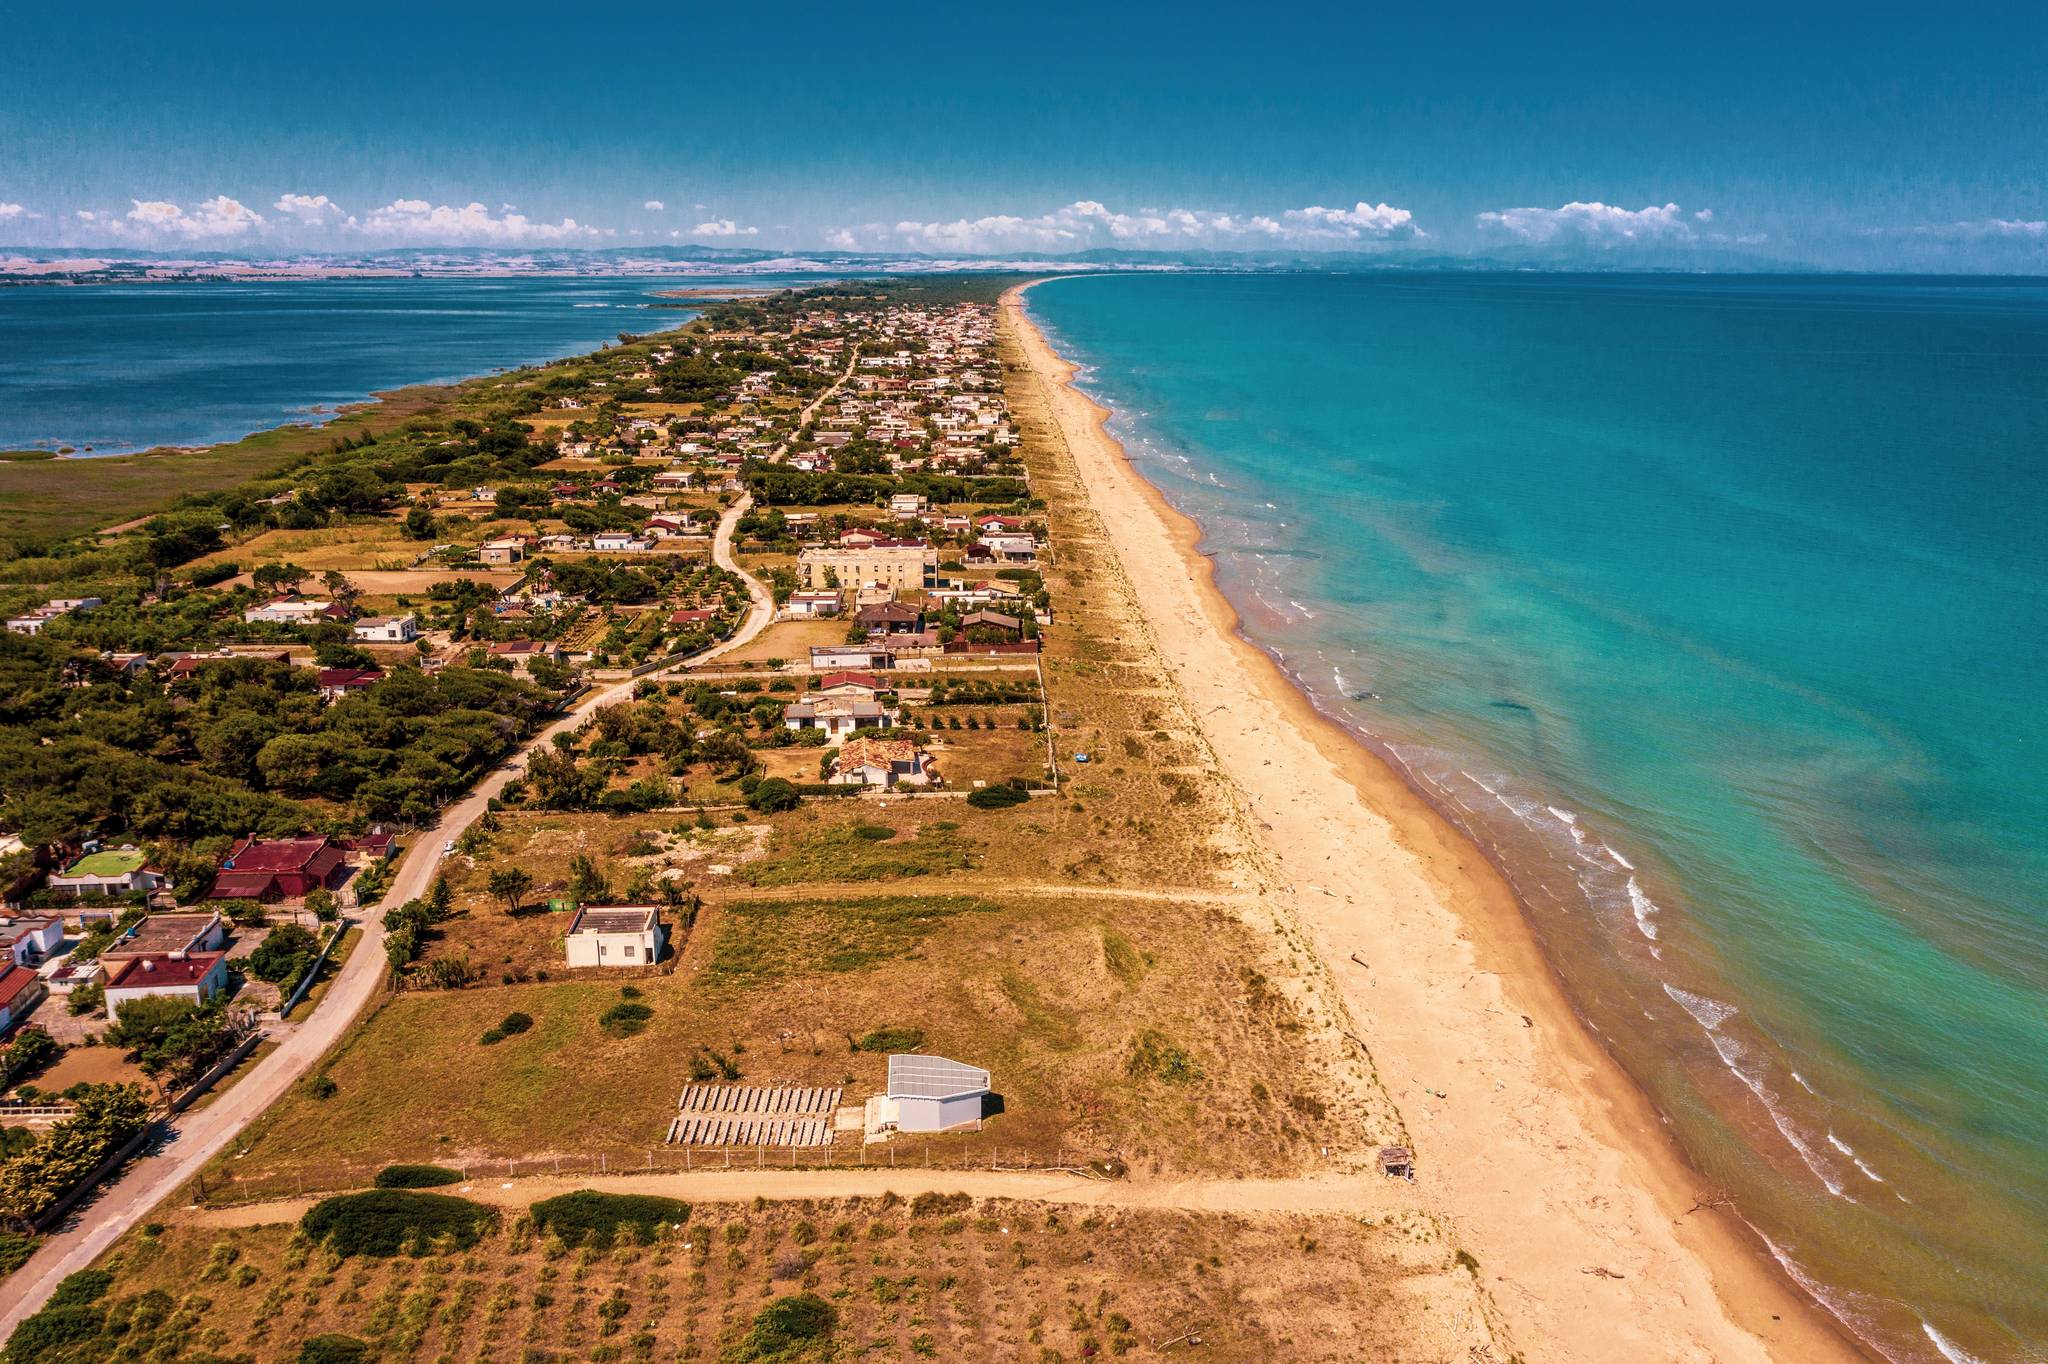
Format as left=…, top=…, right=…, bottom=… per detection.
left=72, top=1195, right=1476, bottom=1363
left=0, top=384, right=455, bottom=546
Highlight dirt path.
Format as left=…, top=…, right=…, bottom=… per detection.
left=180, top=1167, right=1424, bottom=1229
left=717, top=880, right=1260, bottom=907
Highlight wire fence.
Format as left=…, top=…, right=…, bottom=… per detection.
left=196, top=1134, right=1113, bottom=1208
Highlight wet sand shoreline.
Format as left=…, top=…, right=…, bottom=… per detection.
left=1002, top=279, right=1868, bottom=1363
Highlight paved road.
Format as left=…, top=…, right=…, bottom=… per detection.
left=0, top=349, right=860, bottom=1340
left=678, top=346, right=856, bottom=669
left=0, top=497, right=771, bottom=1340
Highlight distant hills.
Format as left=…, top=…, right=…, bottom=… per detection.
left=0, top=239, right=1959, bottom=281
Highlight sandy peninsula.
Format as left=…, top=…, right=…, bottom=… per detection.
left=1001, top=281, right=1867, bottom=1364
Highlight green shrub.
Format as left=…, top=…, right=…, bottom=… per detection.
left=46, top=1269, right=114, bottom=1310
left=728, top=1293, right=835, bottom=1361
left=852, top=1027, right=924, bottom=1054
left=4, top=1304, right=105, bottom=1364
left=529, top=1191, right=691, bottom=1249
left=307, top=1074, right=338, bottom=1099
left=0, top=1228, right=39, bottom=1276
left=746, top=777, right=801, bottom=813
left=298, top=1190, right=496, bottom=1257
left=850, top=824, right=895, bottom=842
left=1126, top=1029, right=1202, bottom=1084
left=966, top=783, right=1028, bottom=810
left=598, top=1001, right=652, bottom=1037
left=298, top=1334, right=373, bottom=1364
left=373, top=1164, right=463, bottom=1189
left=499, top=1012, right=534, bottom=1035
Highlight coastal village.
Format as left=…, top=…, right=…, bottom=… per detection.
left=0, top=279, right=1611, bottom=1362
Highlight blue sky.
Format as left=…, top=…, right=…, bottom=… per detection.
left=3, top=0, right=2045, bottom=268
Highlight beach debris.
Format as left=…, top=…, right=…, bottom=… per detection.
left=1153, top=1327, right=1207, bottom=1351
left=1349, top=952, right=1370, bottom=969
left=1581, top=1266, right=1626, bottom=1280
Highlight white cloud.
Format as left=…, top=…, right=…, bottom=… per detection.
left=1693, top=208, right=1714, bottom=222
left=347, top=200, right=607, bottom=244
left=823, top=227, right=862, bottom=251
left=643, top=199, right=665, bottom=212
left=273, top=193, right=342, bottom=224
left=1476, top=201, right=1697, bottom=245
left=879, top=198, right=1422, bottom=255
left=1911, top=217, right=2046, bottom=240
left=115, top=196, right=266, bottom=240
left=1252, top=202, right=1419, bottom=241
left=0, top=203, right=25, bottom=221
left=689, top=219, right=758, bottom=238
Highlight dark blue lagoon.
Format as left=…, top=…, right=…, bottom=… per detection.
left=0, top=275, right=762, bottom=454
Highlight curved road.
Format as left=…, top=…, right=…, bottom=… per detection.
left=0, top=499, right=774, bottom=1339
left=0, top=343, right=860, bottom=1338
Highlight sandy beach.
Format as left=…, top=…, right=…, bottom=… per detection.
left=1001, top=281, right=1868, bottom=1363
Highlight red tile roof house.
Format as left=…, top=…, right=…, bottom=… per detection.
left=344, top=830, right=397, bottom=863
left=828, top=738, right=938, bottom=790
left=815, top=671, right=884, bottom=698
left=316, top=667, right=384, bottom=702
left=101, top=951, right=229, bottom=1010
left=209, top=836, right=346, bottom=903
left=0, top=962, right=49, bottom=1033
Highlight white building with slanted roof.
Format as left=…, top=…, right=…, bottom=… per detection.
left=868, top=1054, right=991, bottom=1134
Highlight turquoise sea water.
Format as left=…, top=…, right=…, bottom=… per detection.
left=0, top=275, right=760, bottom=455
left=1027, top=273, right=2048, bottom=1364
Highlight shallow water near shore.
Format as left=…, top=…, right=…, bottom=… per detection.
left=1027, top=272, right=2048, bottom=1364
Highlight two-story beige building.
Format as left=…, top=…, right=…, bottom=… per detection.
left=798, top=540, right=938, bottom=592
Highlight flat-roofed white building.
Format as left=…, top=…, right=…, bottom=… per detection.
left=352, top=614, right=418, bottom=643
left=563, top=904, right=667, bottom=969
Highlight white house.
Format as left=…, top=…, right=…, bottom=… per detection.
left=243, top=597, right=345, bottom=625
left=352, top=614, right=418, bottom=644
left=783, top=696, right=894, bottom=741
left=870, top=1054, right=990, bottom=1134
left=101, top=951, right=229, bottom=1010
left=0, top=916, right=63, bottom=967
left=45, top=845, right=168, bottom=899
left=6, top=598, right=102, bottom=636
left=591, top=531, right=653, bottom=553
left=563, top=905, right=667, bottom=969
left=782, top=591, right=843, bottom=620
